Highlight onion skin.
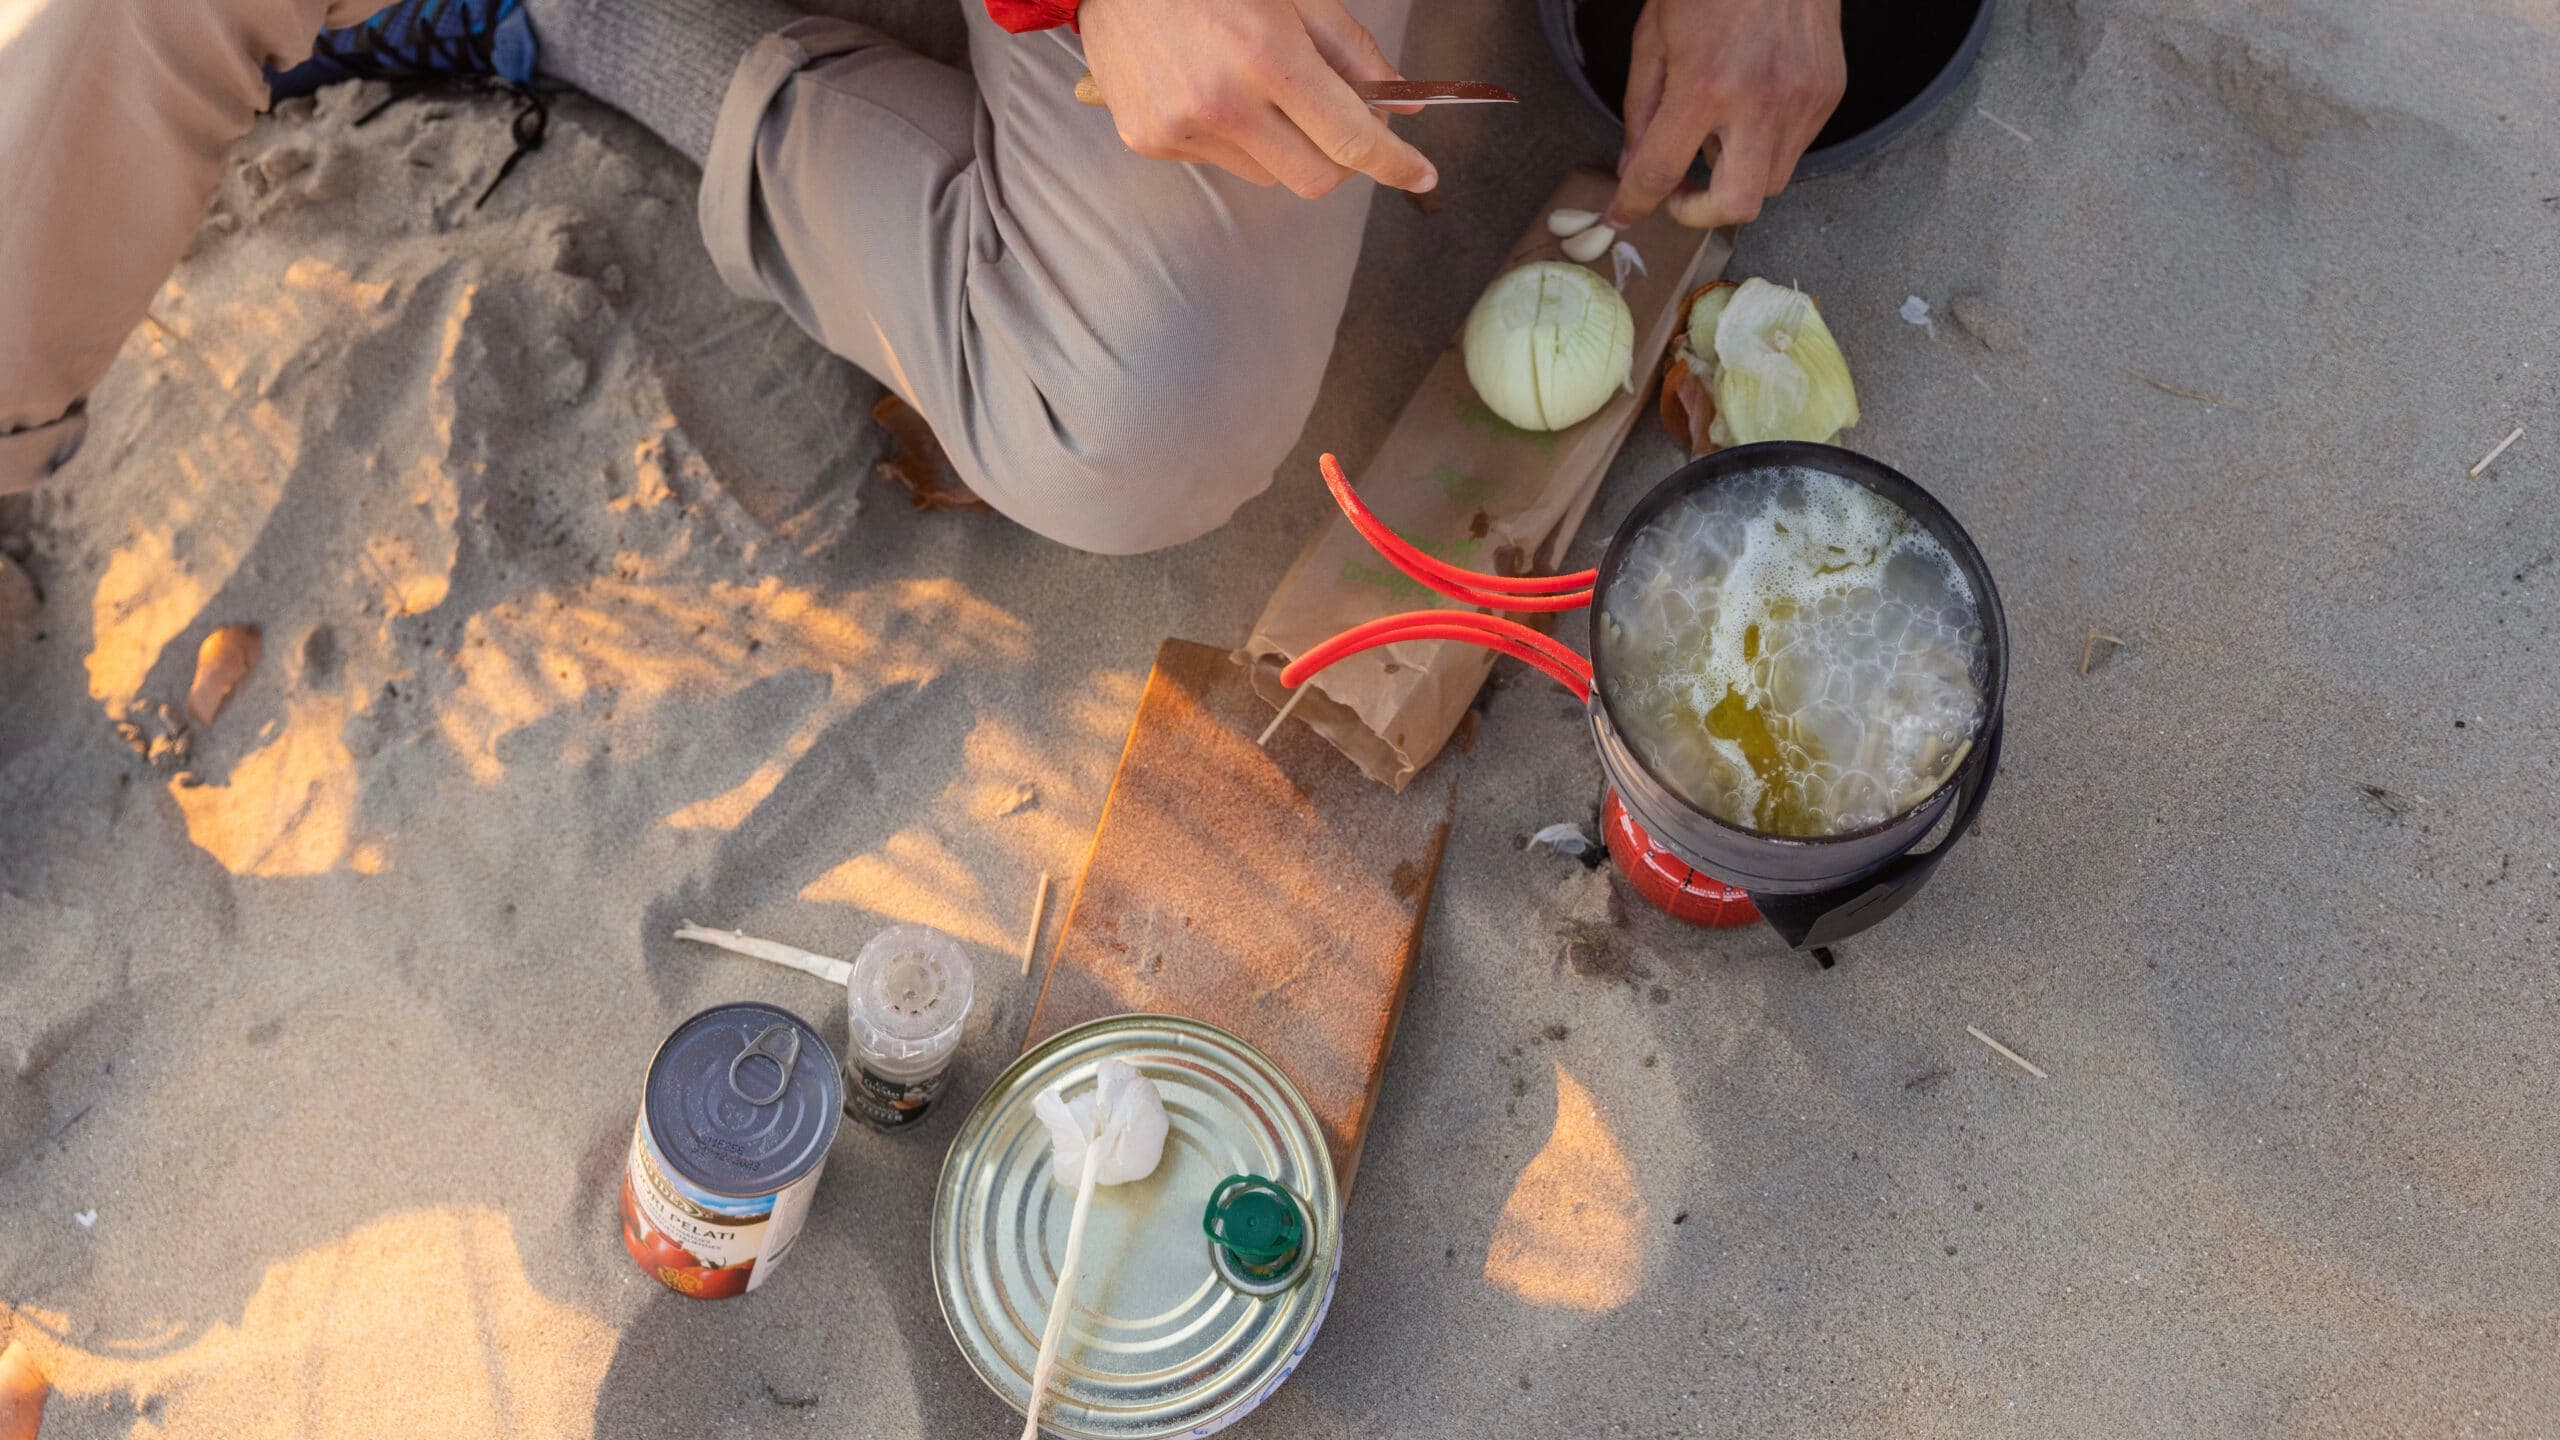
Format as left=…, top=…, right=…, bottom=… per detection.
left=1658, top=281, right=1739, bottom=456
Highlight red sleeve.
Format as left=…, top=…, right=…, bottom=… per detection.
left=984, top=0, right=1082, bottom=33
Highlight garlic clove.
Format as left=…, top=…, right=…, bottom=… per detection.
left=1546, top=207, right=1605, bottom=237
left=1560, top=222, right=1617, bottom=264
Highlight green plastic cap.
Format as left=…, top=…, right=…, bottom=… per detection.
left=1202, top=1174, right=1304, bottom=1275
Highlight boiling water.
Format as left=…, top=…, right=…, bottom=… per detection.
left=1596, top=469, right=1986, bottom=837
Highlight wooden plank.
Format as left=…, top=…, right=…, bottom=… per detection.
left=1024, top=639, right=1459, bottom=1191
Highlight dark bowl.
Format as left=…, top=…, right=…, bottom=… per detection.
left=1539, top=0, right=1994, bottom=184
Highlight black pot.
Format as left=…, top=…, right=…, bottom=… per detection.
left=1539, top=0, right=1995, bottom=183
left=1586, top=443, right=2008, bottom=949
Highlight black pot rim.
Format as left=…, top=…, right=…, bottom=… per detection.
left=1585, top=441, right=2010, bottom=853
left=1538, top=0, right=1997, bottom=184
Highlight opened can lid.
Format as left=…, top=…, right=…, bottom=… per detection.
left=645, top=1002, right=843, bottom=1198
left=933, top=1015, right=1340, bottom=1439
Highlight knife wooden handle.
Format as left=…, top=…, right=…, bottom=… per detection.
left=1071, top=74, right=1513, bottom=108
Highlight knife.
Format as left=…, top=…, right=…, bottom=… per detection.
left=1072, top=75, right=1517, bottom=107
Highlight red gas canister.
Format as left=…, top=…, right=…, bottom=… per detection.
left=1602, top=788, right=1760, bottom=929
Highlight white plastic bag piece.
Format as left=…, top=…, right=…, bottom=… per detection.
left=1899, top=295, right=1935, bottom=336
left=1528, top=822, right=1592, bottom=857
left=1035, top=1058, right=1169, bottom=1189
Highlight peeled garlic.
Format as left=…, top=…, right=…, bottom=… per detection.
left=1712, top=278, right=1858, bottom=445
left=1560, top=222, right=1617, bottom=264
left=1462, top=261, right=1636, bottom=432
left=1546, top=207, right=1605, bottom=237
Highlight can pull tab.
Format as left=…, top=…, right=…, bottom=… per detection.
left=1203, top=1174, right=1311, bottom=1295
left=728, top=1022, right=801, bottom=1107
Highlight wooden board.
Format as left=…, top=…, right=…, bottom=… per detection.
left=1024, top=640, right=1459, bottom=1190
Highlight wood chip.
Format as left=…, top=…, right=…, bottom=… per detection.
left=186, top=624, right=262, bottom=727
left=2468, top=426, right=2523, bottom=479
left=2079, top=625, right=2124, bottom=676
left=1966, top=1025, right=2048, bottom=1080
left=1020, top=872, right=1052, bottom=977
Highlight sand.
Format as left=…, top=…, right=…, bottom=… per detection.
left=3, top=0, right=2557, bottom=1434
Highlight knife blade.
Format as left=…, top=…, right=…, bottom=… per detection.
left=1071, top=74, right=1516, bottom=107
left=1350, top=80, right=1518, bottom=105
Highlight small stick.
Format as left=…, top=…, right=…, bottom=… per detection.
left=2468, top=426, right=2523, bottom=479
left=2122, top=368, right=2240, bottom=409
left=1974, top=106, right=2034, bottom=145
left=1021, top=872, right=1052, bottom=978
left=1966, top=1025, right=2048, bottom=1080
left=1021, top=1138, right=1104, bottom=1440
left=673, top=922, right=852, bottom=987
left=1257, top=685, right=1309, bottom=748
left=2080, top=625, right=2124, bottom=676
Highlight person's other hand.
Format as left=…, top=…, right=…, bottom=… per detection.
left=1604, top=0, right=1845, bottom=230
left=1079, top=0, right=1437, bottom=198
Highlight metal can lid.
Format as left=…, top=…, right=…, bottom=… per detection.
left=934, top=1015, right=1341, bottom=1440
left=645, top=1002, right=843, bottom=1198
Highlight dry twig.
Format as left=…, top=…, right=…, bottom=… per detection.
left=1257, top=685, right=1309, bottom=748
left=1021, top=872, right=1052, bottom=977
left=1967, top=1025, right=2048, bottom=1080
left=2468, top=426, right=2524, bottom=479
left=2122, top=368, right=2240, bottom=409
left=1974, top=106, right=2034, bottom=145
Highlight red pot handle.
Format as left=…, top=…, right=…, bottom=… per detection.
left=1318, top=453, right=1595, bottom=612
left=1281, top=610, right=1593, bottom=702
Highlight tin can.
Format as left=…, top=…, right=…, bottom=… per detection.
left=621, top=1002, right=842, bottom=1299
left=933, top=1015, right=1341, bottom=1439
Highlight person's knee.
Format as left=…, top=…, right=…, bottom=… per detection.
left=974, top=333, right=1323, bottom=557
left=99, top=0, right=349, bottom=116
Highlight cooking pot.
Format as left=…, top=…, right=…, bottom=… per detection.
left=1285, top=443, right=2007, bottom=951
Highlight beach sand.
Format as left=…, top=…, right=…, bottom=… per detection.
left=4, top=0, right=2558, bottom=1433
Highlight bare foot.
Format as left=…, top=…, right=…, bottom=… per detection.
left=0, top=1338, right=49, bottom=1440
left=871, top=395, right=988, bottom=513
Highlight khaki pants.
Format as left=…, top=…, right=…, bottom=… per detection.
left=0, top=0, right=1407, bottom=553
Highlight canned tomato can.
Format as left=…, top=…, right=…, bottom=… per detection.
left=621, top=1001, right=842, bottom=1299
left=933, top=1015, right=1341, bottom=1439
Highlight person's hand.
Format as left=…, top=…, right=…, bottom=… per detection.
left=1078, top=0, right=1437, bottom=198
left=1604, top=0, right=1845, bottom=230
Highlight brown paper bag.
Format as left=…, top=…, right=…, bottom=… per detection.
left=1243, top=169, right=1732, bottom=789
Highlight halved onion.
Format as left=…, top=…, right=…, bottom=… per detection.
left=1462, top=262, right=1637, bottom=432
